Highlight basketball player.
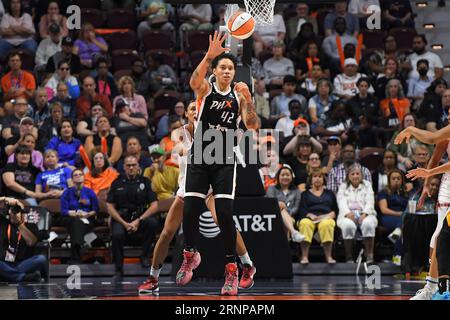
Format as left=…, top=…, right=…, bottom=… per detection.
left=395, top=104, right=450, bottom=299
left=138, top=101, right=256, bottom=295
left=176, top=31, right=259, bottom=296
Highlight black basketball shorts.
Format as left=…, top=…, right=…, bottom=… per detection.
left=437, top=214, right=450, bottom=275
left=184, top=162, right=237, bottom=200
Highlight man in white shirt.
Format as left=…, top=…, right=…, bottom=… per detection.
left=275, top=99, right=304, bottom=138
left=408, top=35, right=443, bottom=80
left=322, top=17, right=358, bottom=65
left=263, top=40, right=295, bottom=86
left=334, top=58, right=374, bottom=100
left=252, top=13, right=286, bottom=57
left=286, top=3, right=318, bottom=42
left=270, top=75, right=307, bottom=121
left=179, top=4, right=213, bottom=45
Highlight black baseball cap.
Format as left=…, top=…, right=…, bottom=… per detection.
left=62, top=36, right=73, bottom=46
left=49, top=23, right=60, bottom=35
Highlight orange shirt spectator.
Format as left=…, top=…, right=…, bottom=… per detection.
left=1, top=53, right=36, bottom=102
left=379, top=98, right=410, bottom=124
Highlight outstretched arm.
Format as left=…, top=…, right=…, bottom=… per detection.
left=190, top=31, right=230, bottom=98
left=394, top=125, right=450, bottom=145
left=406, top=161, right=450, bottom=180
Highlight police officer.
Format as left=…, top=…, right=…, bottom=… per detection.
left=107, top=154, right=159, bottom=279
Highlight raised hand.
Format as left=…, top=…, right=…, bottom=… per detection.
left=394, top=127, right=412, bottom=145
left=234, top=81, right=252, bottom=103
left=206, top=31, right=230, bottom=60
left=406, top=167, right=432, bottom=180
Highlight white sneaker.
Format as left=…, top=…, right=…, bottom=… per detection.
left=388, top=228, right=402, bottom=244
left=410, top=285, right=436, bottom=300
left=392, top=255, right=401, bottom=266
left=292, top=231, right=305, bottom=243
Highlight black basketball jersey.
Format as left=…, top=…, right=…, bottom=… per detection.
left=191, top=79, right=241, bottom=164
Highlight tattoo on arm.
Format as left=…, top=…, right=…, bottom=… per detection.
left=241, top=97, right=259, bottom=129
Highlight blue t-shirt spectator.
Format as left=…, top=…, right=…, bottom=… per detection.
left=377, top=189, right=408, bottom=212
left=36, top=167, right=72, bottom=191
left=45, top=137, right=81, bottom=166
left=60, top=186, right=99, bottom=216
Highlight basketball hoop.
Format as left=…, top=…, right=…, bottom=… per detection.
left=243, top=0, right=276, bottom=25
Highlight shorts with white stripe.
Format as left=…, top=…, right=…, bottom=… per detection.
left=184, top=163, right=236, bottom=199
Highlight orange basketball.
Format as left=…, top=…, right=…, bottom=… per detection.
left=227, top=11, right=255, bottom=40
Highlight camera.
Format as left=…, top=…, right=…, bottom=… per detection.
left=0, top=204, right=30, bottom=220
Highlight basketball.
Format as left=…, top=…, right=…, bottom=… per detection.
left=227, top=11, right=255, bottom=40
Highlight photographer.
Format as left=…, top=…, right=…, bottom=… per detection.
left=0, top=197, right=47, bottom=283
left=107, top=155, right=159, bottom=280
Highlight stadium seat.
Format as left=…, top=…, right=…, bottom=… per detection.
left=359, top=147, right=385, bottom=159
left=111, top=49, right=139, bottom=72
left=258, top=49, right=273, bottom=65
left=153, top=90, right=181, bottom=110
left=269, top=89, right=283, bottom=101
left=16, top=49, right=35, bottom=71
left=362, top=30, right=387, bottom=50
left=105, top=30, right=138, bottom=52
left=189, top=50, right=207, bottom=70
left=283, top=7, right=297, bottom=22
left=153, top=108, right=170, bottom=126
left=360, top=149, right=384, bottom=173
left=185, top=30, right=210, bottom=54
left=81, top=8, right=105, bottom=28
left=142, top=31, right=174, bottom=51
left=39, top=199, right=69, bottom=244
left=105, top=9, right=138, bottom=30
left=316, top=8, right=332, bottom=37
left=114, top=69, right=132, bottom=81
left=145, top=49, right=176, bottom=69
left=389, top=28, right=417, bottom=50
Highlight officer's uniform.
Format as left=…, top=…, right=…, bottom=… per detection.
left=107, top=174, right=158, bottom=273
